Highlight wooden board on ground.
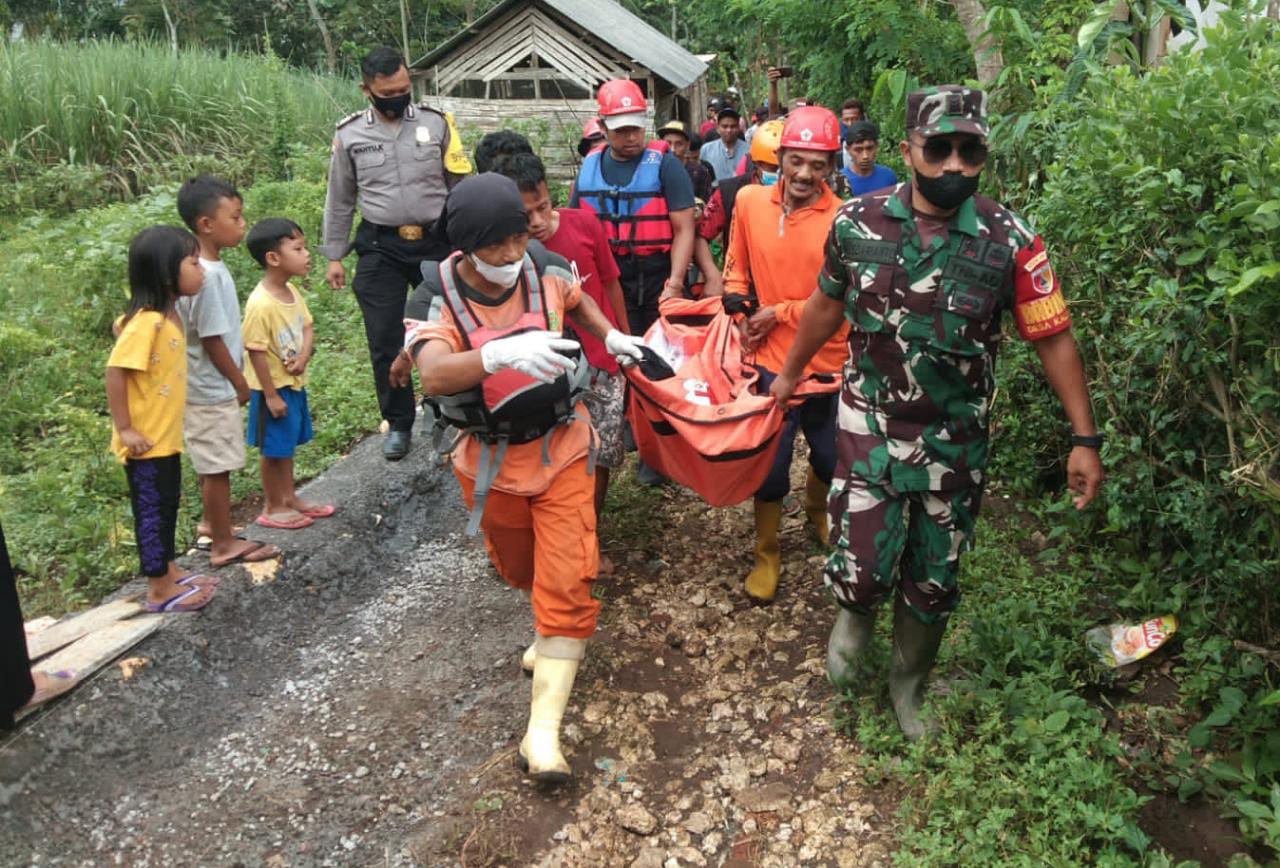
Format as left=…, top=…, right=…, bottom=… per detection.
left=26, top=595, right=146, bottom=661
left=16, top=614, right=163, bottom=722
left=23, top=616, right=57, bottom=638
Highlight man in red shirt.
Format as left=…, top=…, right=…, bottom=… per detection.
left=495, top=152, right=629, bottom=573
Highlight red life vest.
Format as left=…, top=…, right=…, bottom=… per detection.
left=575, top=141, right=674, bottom=258
left=431, top=251, right=586, bottom=443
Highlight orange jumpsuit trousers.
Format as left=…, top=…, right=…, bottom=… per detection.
left=455, top=458, right=600, bottom=640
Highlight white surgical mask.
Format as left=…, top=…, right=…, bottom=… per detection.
left=470, top=253, right=522, bottom=288
left=760, top=170, right=779, bottom=187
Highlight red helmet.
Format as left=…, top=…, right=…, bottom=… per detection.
left=581, top=117, right=604, bottom=140
left=779, top=106, right=841, bottom=152
left=597, top=79, right=648, bottom=129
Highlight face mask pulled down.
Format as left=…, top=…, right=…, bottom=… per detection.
left=470, top=254, right=522, bottom=288
left=914, top=171, right=980, bottom=211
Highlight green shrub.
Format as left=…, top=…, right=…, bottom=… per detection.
left=987, top=11, right=1280, bottom=855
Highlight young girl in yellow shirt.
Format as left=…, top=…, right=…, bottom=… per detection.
left=106, top=226, right=218, bottom=613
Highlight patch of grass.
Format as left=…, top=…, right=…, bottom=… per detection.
left=0, top=161, right=378, bottom=616
left=836, top=501, right=1158, bottom=865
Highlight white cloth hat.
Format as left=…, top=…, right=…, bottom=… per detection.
left=602, top=111, right=647, bottom=130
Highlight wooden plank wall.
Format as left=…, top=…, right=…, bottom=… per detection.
left=426, top=96, right=655, bottom=185
left=431, top=3, right=626, bottom=96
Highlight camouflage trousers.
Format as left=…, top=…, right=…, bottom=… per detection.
left=823, top=476, right=983, bottom=624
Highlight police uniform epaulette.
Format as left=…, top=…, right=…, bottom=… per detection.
left=415, top=100, right=445, bottom=117
left=334, top=111, right=363, bottom=130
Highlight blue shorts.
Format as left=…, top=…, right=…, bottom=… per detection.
left=247, top=387, right=313, bottom=459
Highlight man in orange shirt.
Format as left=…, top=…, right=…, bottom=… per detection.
left=401, top=173, right=645, bottom=785
left=722, top=107, right=848, bottom=604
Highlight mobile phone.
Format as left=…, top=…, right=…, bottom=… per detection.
left=775, top=66, right=793, bottom=78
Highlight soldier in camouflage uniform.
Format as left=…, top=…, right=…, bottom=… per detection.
left=771, top=86, right=1105, bottom=740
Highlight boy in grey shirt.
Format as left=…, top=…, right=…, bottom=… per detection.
left=176, top=176, right=279, bottom=567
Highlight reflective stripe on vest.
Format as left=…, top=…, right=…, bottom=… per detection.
left=576, top=144, right=674, bottom=258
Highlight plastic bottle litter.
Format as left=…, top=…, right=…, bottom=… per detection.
left=1086, top=615, right=1178, bottom=667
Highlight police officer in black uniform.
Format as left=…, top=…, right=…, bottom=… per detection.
left=323, top=46, right=472, bottom=460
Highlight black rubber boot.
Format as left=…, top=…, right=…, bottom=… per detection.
left=826, top=606, right=877, bottom=689
left=888, top=594, right=946, bottom=742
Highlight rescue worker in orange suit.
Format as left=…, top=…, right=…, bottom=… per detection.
left=722, top=107, right=849, bottom=603
left=400, top=173, right=646, bottom=784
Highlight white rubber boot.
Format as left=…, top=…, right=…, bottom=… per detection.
left=518, top=636, right=585, bottom=785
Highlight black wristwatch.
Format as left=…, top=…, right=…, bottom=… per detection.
left=1069, top=432, right=1105, bottom=449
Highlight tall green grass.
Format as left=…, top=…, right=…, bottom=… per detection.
left=0, top=40, right=360, bottom=212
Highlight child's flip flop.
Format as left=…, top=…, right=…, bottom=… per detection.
left=145, top=585, right=216, bottom=614
left=146, top=588, right=216, bottom=614
left=256, top=513, right=314, bottom=530
left=178, top=573, right=221, bottom=586
left=299, top=504, right=336, bottom=519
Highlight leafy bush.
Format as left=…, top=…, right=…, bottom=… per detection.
left=987, top=11, right=1280, bottom=854
left=1016, top=10, right=1280, bottom=623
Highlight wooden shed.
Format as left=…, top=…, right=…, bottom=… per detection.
left=410, top=0, right=708, bottom=180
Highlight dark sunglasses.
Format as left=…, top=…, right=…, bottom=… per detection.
left=915, top=137, right=989, bottom=167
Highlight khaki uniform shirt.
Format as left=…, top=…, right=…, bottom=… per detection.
left=321, top=102, right=472, bottom=260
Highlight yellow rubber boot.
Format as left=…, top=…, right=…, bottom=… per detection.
left=518, top=636, right=585, bottom=785
left=744, top=499, right=784, bottom=604
left=804, top=468, right=831, bottom=548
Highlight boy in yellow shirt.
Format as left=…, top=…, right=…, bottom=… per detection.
left=242, top=218, right=334, bottom=529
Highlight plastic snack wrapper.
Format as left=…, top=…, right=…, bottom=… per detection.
left=1086, top=615, right=1178, bottom=667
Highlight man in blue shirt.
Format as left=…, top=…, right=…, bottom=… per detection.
left=840, top=121, right=898, bottom=196
left=701, top=107, right=750, bottom=182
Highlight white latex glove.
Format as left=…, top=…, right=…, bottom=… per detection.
left=604, top=328, right=646, bottom=366
left=479, top=330, right=580, bottom=384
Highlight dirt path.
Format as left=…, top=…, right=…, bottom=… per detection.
left=0, top=440, right=896, bottom=866
left=450, top=476, right=899, bottom=868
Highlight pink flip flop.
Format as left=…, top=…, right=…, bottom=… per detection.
left=256, top=512, right=314, bottom=530
left=299, top=504, right=336, bottom=518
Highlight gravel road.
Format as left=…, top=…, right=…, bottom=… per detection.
left=0, top=435, right=539, bottom=866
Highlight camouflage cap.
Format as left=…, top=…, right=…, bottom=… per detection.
left=905, top=85, right=989, bottom=138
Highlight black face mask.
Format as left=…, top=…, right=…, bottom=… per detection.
left=914, top=171, right=980, bottom=211
left=370, top=91, right=411, bottom=119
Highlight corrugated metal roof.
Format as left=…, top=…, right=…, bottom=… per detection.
left=412, top=0, right=708, bottom=89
